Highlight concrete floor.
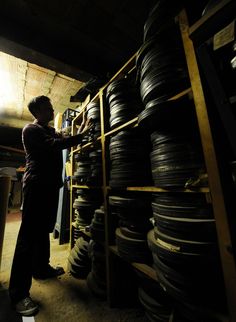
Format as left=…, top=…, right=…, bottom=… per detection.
left=0, top=209, right=148, bottom=322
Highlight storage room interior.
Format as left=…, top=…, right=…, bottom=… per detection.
left=0, top=0, right=236, bottom=322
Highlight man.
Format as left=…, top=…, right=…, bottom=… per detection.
left=9, top=95, right=92, bottom=316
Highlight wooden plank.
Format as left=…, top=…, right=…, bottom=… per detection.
left=99, top=91, right=113, bottom=305
left=179, top=10, right=236, bottom=321
left=72, top=137, right=101, bottom=153
left=109, top=246, right=158, bottom=282
left=126, top=186, right=209, bottom=193
left=131, top=262, right=158, bottom=282
left=105, top=117, right=138, bottom=137
left=71, top=185, right=101, bottom=189
left=168, top=87, right=192, bottom=101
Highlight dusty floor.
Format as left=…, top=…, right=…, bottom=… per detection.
left=0, top=209, right=148, bottom=322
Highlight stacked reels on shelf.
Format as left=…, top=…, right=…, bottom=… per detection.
left=88, top=149, right=103, bottom=185
left=87, top=240, right=107, bottom=299
left=147, top=192, right=226, bottom=320
left=89, top=205, right=105, bottom=242
left=152, top=193, right=216, bottom=240
left=67, top=236, right=91, bottom=279
left=109, top=194, right=153, bottom=263
left=109, top=128, right=152, bottom=188
left=137, top=17, right=189, bottom=105
left=137, top=1, right=227, bottom=320
left=106, top=77, right=143, bottom=129
left=138, top=98, right=206, bottom=188
left=86, top=101, right=101, bottom=141
left=73, top=151, right=91, bottom=184
left=142, top=0, right=183, bottom=42
left=136, top=0, right=205, bottom=190
left=135, top=270, right=174, bottom=322
left=73, top=149, right=102, bottom=186
left=72, top=189, right=103, bottom=243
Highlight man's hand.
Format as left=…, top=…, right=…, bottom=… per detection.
left=79, top=117, right=94, bottom=135
left=61, top=126, right=72, bottom=136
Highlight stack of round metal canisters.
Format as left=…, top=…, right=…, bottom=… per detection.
left=136, top=0, right=205, bottom=190
left=138, top=98, right=206, bottom=189
left=87, top=240, right=107, bottom=299
left=72, top=189, right=103, bottom=242
left=135, top=270, right=174, bottom=322
left=73, top=149, right=102, bottom=186
left=106, top=77, right=143, bottom=130
left=67, top=236, right=91, bottom=279
left=86, top=101, right=101, bottom=141
left=137, top=22, right=189, bottom=105
left=147, top=199, right=225, bottom=320
left=135, top=0, right=227, bottom=320
left=109, top=193, right=152, bottom=264
left=89, top=205, right=105, bottom=242
left=109, top=128, right=152, bottom=188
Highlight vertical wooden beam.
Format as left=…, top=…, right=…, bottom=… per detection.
left=69, top=120, right=75, bottom=249
left=99, top=91, right=111, bottom=303
left=179, top=10, right=236, bottom=321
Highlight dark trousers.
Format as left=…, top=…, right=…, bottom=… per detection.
left=9, top=181, right=59, bottom=303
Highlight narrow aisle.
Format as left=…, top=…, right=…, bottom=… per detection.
left=0, top=209, right=147, bottom=322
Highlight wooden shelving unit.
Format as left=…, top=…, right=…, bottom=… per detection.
left=68, top=5, right=236, bottom=321
left=178, top=7, right=236, bottom=321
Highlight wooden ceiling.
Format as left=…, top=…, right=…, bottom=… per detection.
left=0, top=51, right=84, bottom=128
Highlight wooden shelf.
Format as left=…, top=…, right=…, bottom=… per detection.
left=167, top=87, right=192, bottom=101
left=72, top=185, right=101, bottom=189
left=69, top=9, right=236, bottom=319
left=107, top=186, right=210, bottom=193
left=72, top=137, right=101, bottom=153
left=104, top=117, right=138, bottom=137
left=109, top=245, right=158, bottom=282
left=126, top=186, right=210, bottom=193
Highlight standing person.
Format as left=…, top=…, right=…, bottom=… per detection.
left=9, top=95, right=92, bottom=316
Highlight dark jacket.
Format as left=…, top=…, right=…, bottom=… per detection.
left=22, top=122, right=82, bottom=188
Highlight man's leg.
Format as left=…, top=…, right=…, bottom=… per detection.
left=9, top=183, right=38, bottom=305
left=32, top=186, right=64, bottom=279
left=32, top=230, right=50, bottom=276
left=8, top=208, right=39, bottom=316
left=8, top=222, right=33, bottom=304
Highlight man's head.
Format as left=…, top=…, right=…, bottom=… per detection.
left=28, top=96, right=54, bottom=124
